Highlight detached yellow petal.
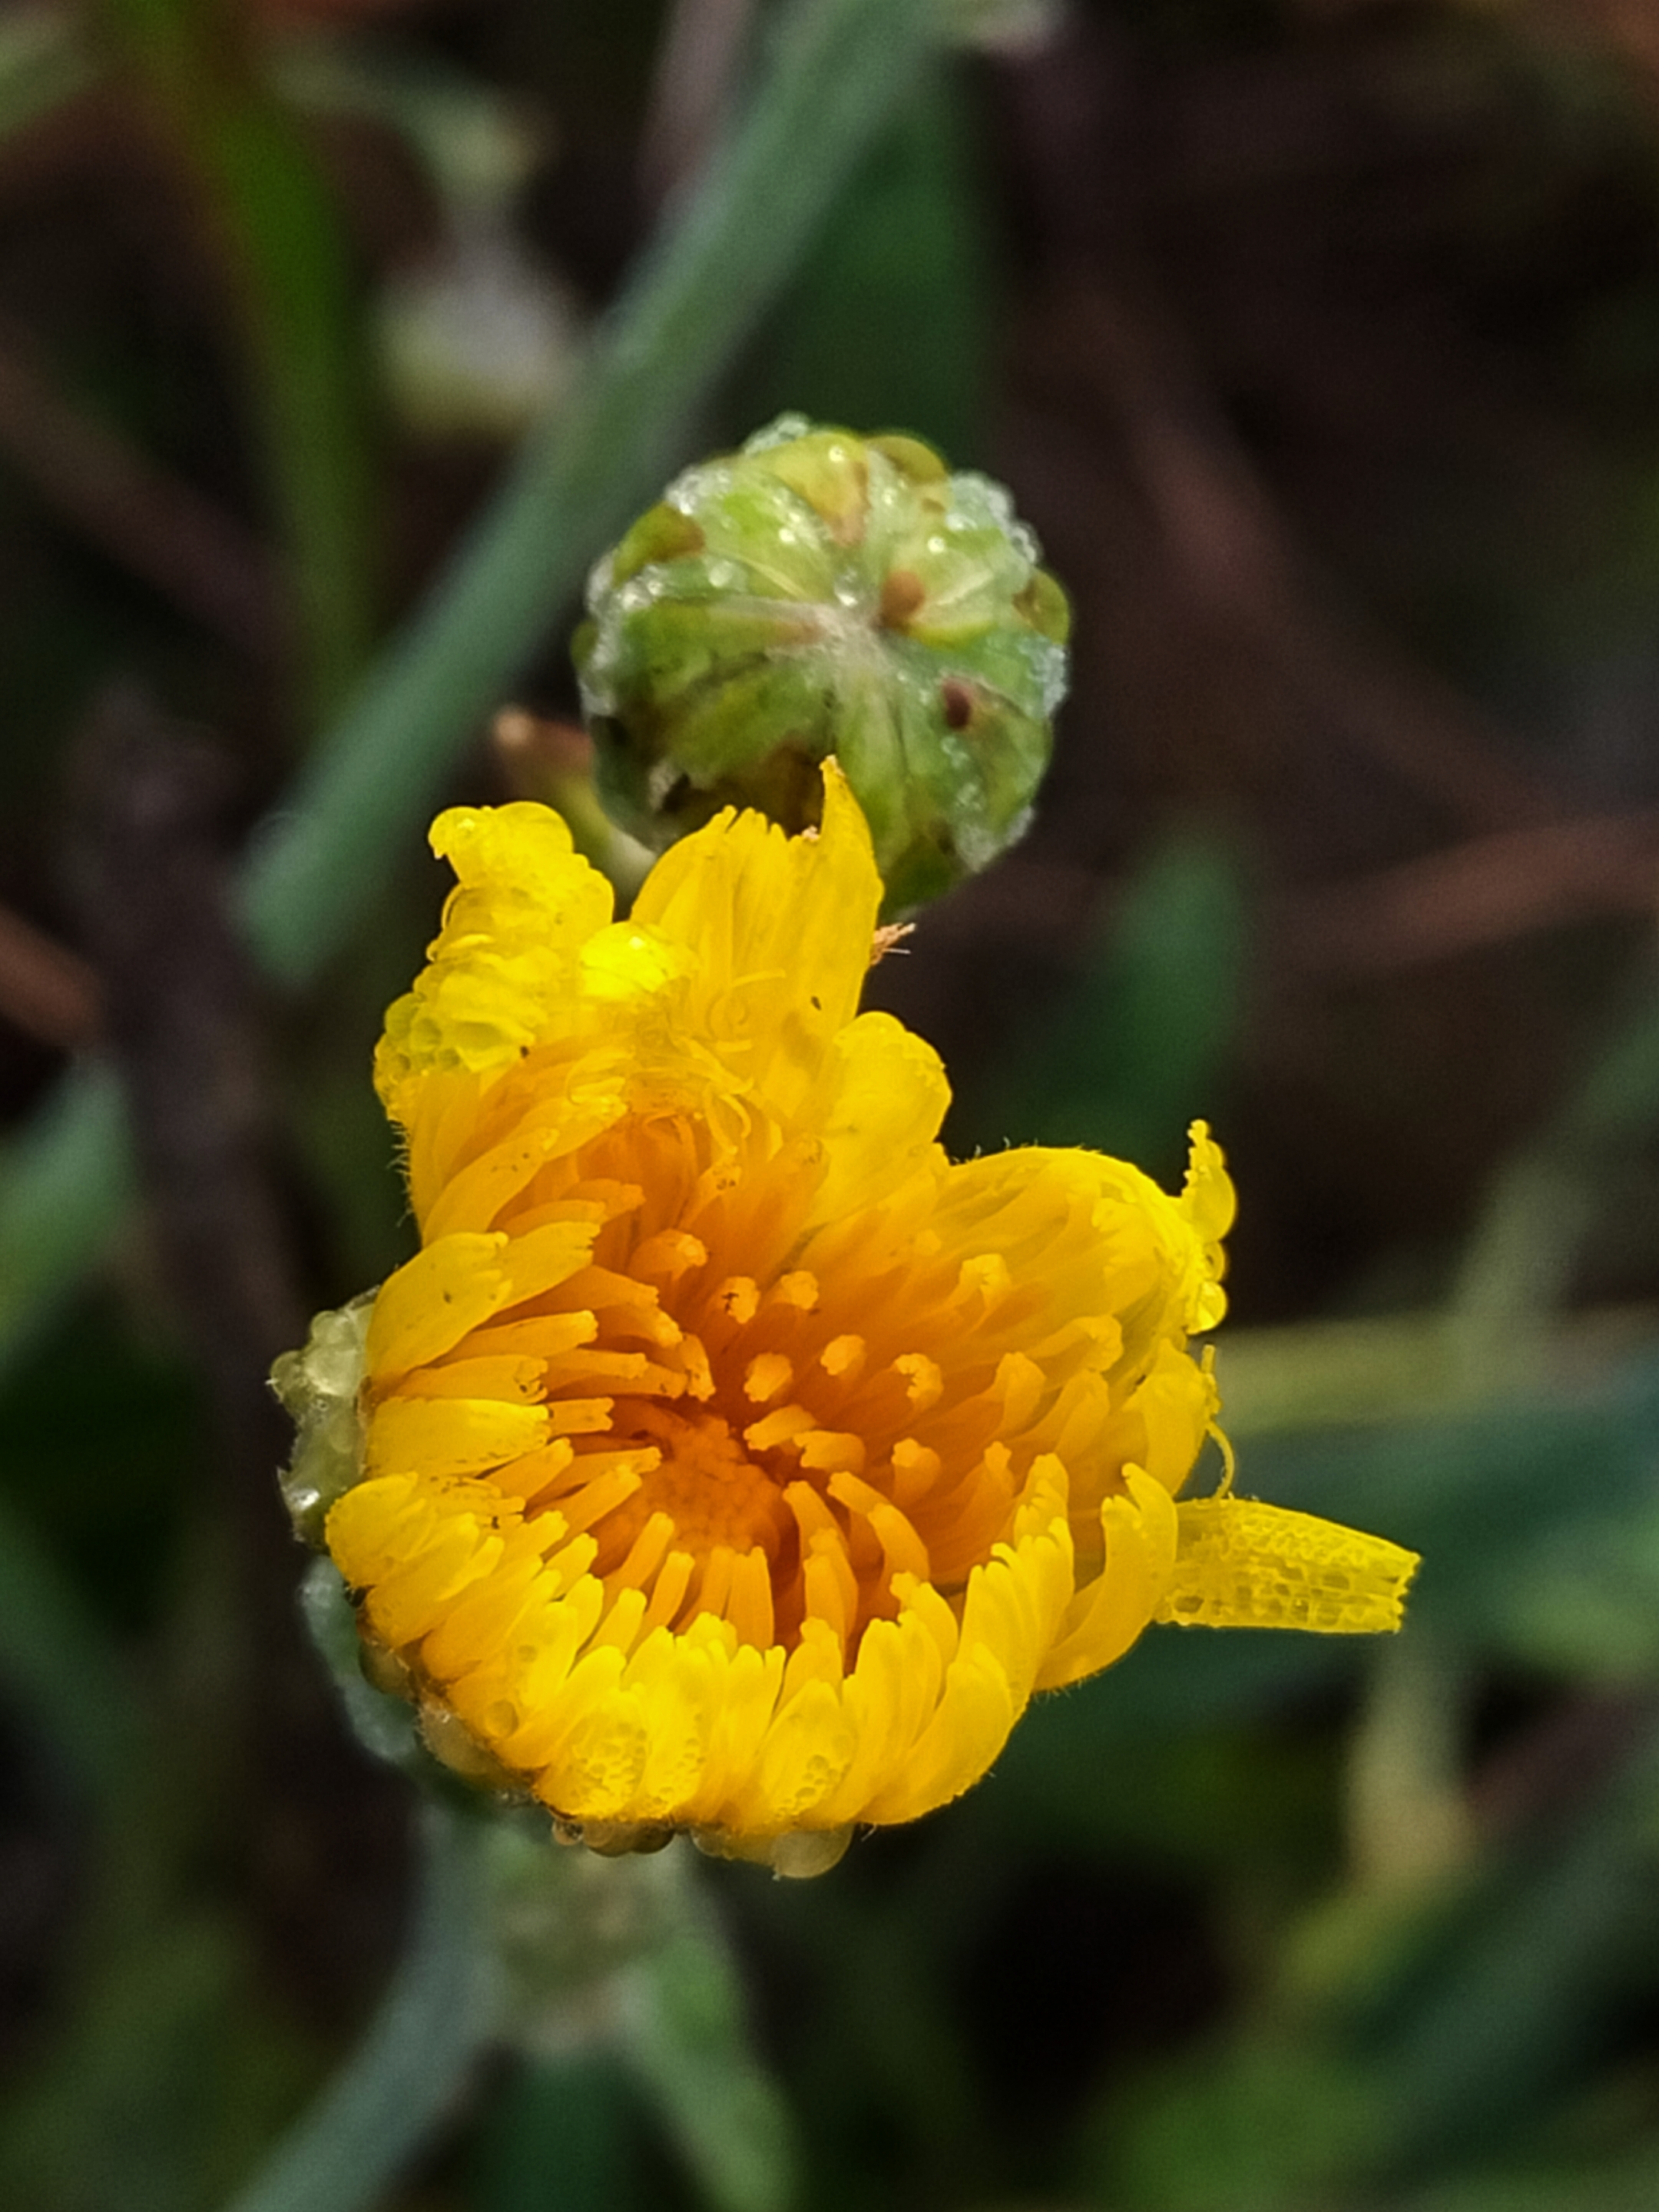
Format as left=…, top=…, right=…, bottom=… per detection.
left=1156, top=1498, right=1419, bottom=1634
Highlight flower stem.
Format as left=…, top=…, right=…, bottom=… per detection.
left=223, top=1800, right=497, bottom=2212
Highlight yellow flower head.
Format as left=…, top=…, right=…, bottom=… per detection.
left=303, top=767, right=1416, bottom=1871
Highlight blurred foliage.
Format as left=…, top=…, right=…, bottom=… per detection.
left=729, top=65, right=995, bottom=464
left=10, top=2, right=1659, bottom=2212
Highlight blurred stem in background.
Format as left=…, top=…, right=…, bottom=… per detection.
left=0, top=6, right=95, bottom=144
left=224, top=1802, right=496, bottom=2212
left=240, top=1563, right=801, bottom=2212
left=0, top=1, right=941, bottom=2204
left=94, top=0, right=377, bottom=728
left=1452, top=943, right=1659, bottom=1358
left=0, top=0, right=945, bottom=1377
left=1215, top=936, right=1659, bottom=1436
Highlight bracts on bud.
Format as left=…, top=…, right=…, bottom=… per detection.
left=574, top=416, right=1070, bottom=917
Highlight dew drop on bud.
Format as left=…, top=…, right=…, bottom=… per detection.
left=573, top=416, right=1071, bottom=916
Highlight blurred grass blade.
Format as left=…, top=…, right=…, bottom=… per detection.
left=96, top=0, right=376, bottom=724
left=1212, top=1298, right=1654, bottom=1435
left=733, top=61, right=995, bottom=459
left=1455, top=946, right=1659, bottom=1351
left=1217, top=1313, right=1469, bottom=1435
left=240, top=0, right=941, bottom=984
left=618, top=1894, right=800, bottom=2212
left=0, top=0, right=941, bottom=1379
left=224, top=1800, right=496, bottom=2212
left=0, top=5, right=94, bottom=143
left=0, top=1484, right=136, bottom=1799
left=0, top=1062, right=132, bottom=1375
left=1373, top=1720, right=1659, bottom=2180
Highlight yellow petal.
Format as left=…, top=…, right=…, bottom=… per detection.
left=376, top=802, right=614, bottom=1121
left=1156, top=1498, right=1419, bottom=1633
left=630, top=759, right=882, bottom=1118
left=366, top=1394, right=549, bottom=1479
left=366, top=1232, right=511, bottom=1383
left=1035, top=1465, right=1178, bottom=1690
left=807, top=1012, right=950, bottom=1222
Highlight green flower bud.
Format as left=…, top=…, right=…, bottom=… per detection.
left=574, top=415, right=1070, bottom=916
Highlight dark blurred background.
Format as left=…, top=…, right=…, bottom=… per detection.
left=8, top=2, right=1659, bottom=2208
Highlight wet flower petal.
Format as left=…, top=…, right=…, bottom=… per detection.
left=280, top=762, right=1417, bottom=1868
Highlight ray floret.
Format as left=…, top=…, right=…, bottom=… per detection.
left=276, top=763, right=1416, bottom=1872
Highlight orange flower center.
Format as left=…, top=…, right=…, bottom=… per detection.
left=480, top=1146, right=1026, bottom=1664
left=619, top=1405, right=793, bottom=1560
left=564, top=1240, right=932, bottom=1656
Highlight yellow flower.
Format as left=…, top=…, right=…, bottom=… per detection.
left=308, top=766, right=1416, bottom=1871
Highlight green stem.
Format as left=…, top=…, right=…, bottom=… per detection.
left=0, top=0, right=939, bottom=1376
left=223, top=1801, right=496, bottom=2212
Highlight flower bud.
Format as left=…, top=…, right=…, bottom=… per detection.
left=573, top=415, right=1070, bottom=915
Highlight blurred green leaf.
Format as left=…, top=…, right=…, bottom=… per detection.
left=0, top=1908, right=313, bottom=2212
left=1217, top=1314, right=1470, bottom=1435
left=0, top=1068, right=133, bottom=1379
left=1406, top=2145, right=1659, bottom=2212
left=0, top=5, right=94, bottom=144
left=1365, top=1724, right=1659, bottom=2182
left=733, top=63, right=995, bottom=462
left=1070, top=1699, right=1659, bottom=2211
left=475, top=2054, right=644, bottom=2212
left=0, top=0, right=944, bottom=1380
left=1084, top=2041, right=1386, bottom=2212
left=962, top=829, right=1250, bottom=1177
left=96, top=0, right=376, bottom=726
left=0, top=1486, right=136, bottom=1801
